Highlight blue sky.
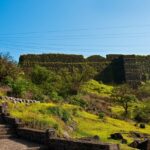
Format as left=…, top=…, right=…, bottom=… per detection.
left=0, top=0, right=150, bottom=60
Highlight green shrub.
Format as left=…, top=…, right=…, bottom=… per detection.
left=30, top=65, right=50, bottom=85
left=98, top=112, right=105, bottom=119
left=61, top=111, right=70, bottom=122
left=7, top=76, right=31, bottom=98
left=68, top=95, right=88, bottom=108
left=53, top=123, right=59, bottom=130
left=134, top=102, right=150, bottom=123
left=0, top=53, right=20, bottom=83
left=138, top=81, right=150, bottom=98
left=39, top=106, right=71, bottom=122
left=48, top=91, right=63, bottom=102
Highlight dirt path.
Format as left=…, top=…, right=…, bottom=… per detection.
left=0, top=138, right=45, bottom=150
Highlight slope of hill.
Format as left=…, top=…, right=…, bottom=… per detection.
left=0, top=100, right=149, bottom=150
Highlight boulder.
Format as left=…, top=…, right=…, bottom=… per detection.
left=110, top=133, right=123, bottom=140
left=79, top=135, right=100, bottom=142
left=62, top=131, right=71, bottom=139
left=130, top=131, right=143, bottom=138
left=140, top=123, right=146, bottom=129
left=129, top=140, right=141, bottom=148
left=129, top=139, right=150, bottom=150
left=121, top=138, right=127, bottom=144
left=138, top=139, right=150, bottom=150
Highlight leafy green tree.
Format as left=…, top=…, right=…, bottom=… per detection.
left=30, top=65, right=64, bottom=101
left=59, top=64, right=97, bottom=96
left=7, top=76, right=30, bottom=97
left=0, top=53, right=20, bottom=83
left=30, top=65, right=50, bottom=85
left=112, top=84, right=137, bottom=117
left=67, top=94, right=88, bottom=108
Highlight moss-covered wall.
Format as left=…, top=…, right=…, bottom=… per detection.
left=123, top=55, right=150, bottom=86
left=19, top=53, right=126, bottom=84
left=19, top=54, right=85, bottom=64
left=19, top=53, right=150, bottom=85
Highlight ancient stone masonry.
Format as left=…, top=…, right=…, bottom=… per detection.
left=19, top=53, right=150, bottom=86
left=0, top=96, right=40, bottom=104
left=123, top=55, right=150, bottom=86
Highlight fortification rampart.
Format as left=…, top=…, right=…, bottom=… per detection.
left=19, top=53, right=150, bottom=86
left=123, top=55, right=150, bottom=86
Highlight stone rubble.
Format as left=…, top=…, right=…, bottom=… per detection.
left=0, top=96, right=40, bottom=104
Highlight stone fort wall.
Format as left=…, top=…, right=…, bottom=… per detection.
left=123, top=55, right=150, bottom=86
left=19, top=53, right=150, bottom=86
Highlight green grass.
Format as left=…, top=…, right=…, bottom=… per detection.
left=1, top=100, right=150, bottom=150
left=80, top=79, right=113, bottom=97
left=0, top=89, right=6, bottom=96
left=111, top=100, right=149, bottom=119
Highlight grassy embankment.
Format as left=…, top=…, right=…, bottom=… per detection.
left=0, top=80, right=149, bottom=150
left=0, top=101, right=148, bottom=150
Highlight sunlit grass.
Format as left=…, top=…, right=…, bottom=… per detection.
left=80, top=79, right=113, bottom=97
left=0, top=100, right=149, bottom=149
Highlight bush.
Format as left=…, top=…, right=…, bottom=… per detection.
left=7, top=76, right=31, bottom=98
left=138, top=81, right=150, bottom=98
left=68, top=95, right=88, bottom=108
left=0, top=53, right=20, bottom=83
left=134, top=110, right=148, bottom=123
left=134, top=102, right=150, bottom=123
left=48, top=91, right=63, bottom=102
left=5, top=75, right=46, bottom=101
left=30, top=65, right=50, bottom=85
left=140, top=123, right=145, bottom=128
left=61, top=111, right=71, bottom=122
left=98, top=112, right=105, bottom=119
left=39, top=106, right=72, bottom=122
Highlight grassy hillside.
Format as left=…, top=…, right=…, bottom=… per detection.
left=80, top=79, right=113, bottom=97
left=1, top=54, right=150, bottom=150
left=1, top=100, right=149, bottom=150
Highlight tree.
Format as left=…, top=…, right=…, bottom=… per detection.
left=112, top=84, right=137, bottom=117
left=59, top=64, right=97, bottom=95
left=0, top=52, right=20, bottom=83
left=7, top=76, right=30, bottom=97
left=30, top=65, right=50, bottom=85
left=29, top=65, right=63, bottom=101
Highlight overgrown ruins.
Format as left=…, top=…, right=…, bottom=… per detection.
left=19, top=54, right=150, bottom=87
